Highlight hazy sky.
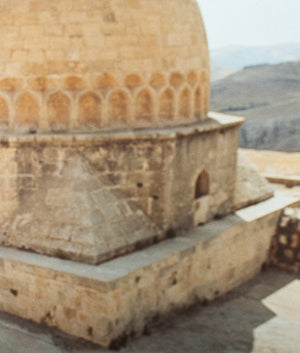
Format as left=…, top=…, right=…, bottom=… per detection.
left=198, top=0, right=300, bottom=49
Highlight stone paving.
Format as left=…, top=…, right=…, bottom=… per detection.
left=0, top=268, right=299, bottom=353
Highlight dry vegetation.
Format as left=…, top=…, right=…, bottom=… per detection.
left=211, top=61, right=300, bottom=152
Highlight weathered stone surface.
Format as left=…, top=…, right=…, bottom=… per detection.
left=0, top=117, right=242, bottom=264
left=0, top=269, right=299, bottom=353
left=0, top=0, right=210, bottom=133
left=234, top=151, right=274, bottom=210
left=0, top=195, right=296, bottom=348
left=0, top=153, right=159, bottom=264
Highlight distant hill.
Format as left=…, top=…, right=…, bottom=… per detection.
left=211, top=43, right=300, bottom=81
left=211, top=61, right=300, bottom=152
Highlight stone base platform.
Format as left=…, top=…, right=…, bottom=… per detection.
left=0, top=195, right=298, bottom=348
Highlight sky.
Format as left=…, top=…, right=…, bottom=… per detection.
left=198, top=0, right=300, bottom=49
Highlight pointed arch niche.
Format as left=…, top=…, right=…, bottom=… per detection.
left=194, top=85, right=202, bottom=119
left=78, top=92, right=102, bottom=128
left=135, top=89, right=154, bottom=122
left=0, top=95, right=9, bottom=127
left=47, top=91, right=70, bottom=131
left=159, top=88, right=175, bottom=120
left=202, top=84, right=209, bottom=117
left=108, top=89, right=129, bottom=123
left=179, top=86, right=192, bottom=119
left=195, top=169, right=210, bottom=199
left=16, top=92, right=39, bottom=128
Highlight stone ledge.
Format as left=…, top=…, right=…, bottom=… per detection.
left=208, top=111, right=245, bottom=127
left=0, top=112, right=244, bottom=147
left=2, top=195, right=296, bottom=284
left=264, top=175, right=300, bottom=187
left=0, top=194, right=297, bottom=347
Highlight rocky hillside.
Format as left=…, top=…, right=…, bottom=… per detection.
left=211, top=61, right=300, bottom=152
left=211, top=43, right=300, bottom=81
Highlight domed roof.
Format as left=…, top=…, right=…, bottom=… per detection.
left=0, top=0, right=210, bottom=133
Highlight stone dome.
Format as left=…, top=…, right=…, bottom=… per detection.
left=0, top=0, right=210, bottom=133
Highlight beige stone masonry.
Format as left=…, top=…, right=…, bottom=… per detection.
left=0, top=195, right=297, bottom=348
left=0, top=0, right=210, bottom=133
left=0, top=114, right=244, bottom=264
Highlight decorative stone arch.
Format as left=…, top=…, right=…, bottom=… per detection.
left=194, top=85, right=202, bottom=118
left=135, top=87, right=155, bottom=122
left=159, top=87, right=175, bottom=120
left=63, top=75, right=86, bottom=91
left=200, top=70, right=209, bottom=82
left=149, top=73, right=166, bottom=88
left=187, top=71, right=198, bottom=86
left=0, top=95, right=9, bottom=127
left=78, top=91, right=102, bottom=128
left=47, top=91, right=70, bottom=132
left=124, top=73, right=143, bottom=88
left=15, top=91, right=39, bottom=129
left=95, top=73, right=118, bottom=89
left=170, top=72, right=184, bottom=87
left=0, top=77, right=23, bottom=92
left=194, top=169, right=210, bottom=199
left=108, top=89, right=130, bottom=123
left=179, top=85, right=192, bottom=119
left=202, top=83, right=209, bottom=117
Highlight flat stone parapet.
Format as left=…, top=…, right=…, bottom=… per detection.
left=0, top=194, right=297, bottom=347
left=0, top=111, right=244, bottom=144
left=264, top=175, right=300, bottom=187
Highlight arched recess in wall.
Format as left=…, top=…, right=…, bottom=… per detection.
left=63, top=75, right=86, bottom=91
left=200, top=70, right=209, bottom=82
left=108, top=89, right=130, bottom=123
left=96, top=73, right=118, bottom=89
left=195, top=169, right=210, bottom=199
left=202, top=84, right=209, bottom=116
left=125, top=74, right=143, bottom=88
left=179, top=86, right=192, bottom=119
left=0, top=95, right=9, bottom=127
left=170, top=72, right=184, bottom=87
left=149, top=73, right=166, bottom=88
left=47, top=91, right=70, bottom=131
left=78, top=92, right=101, bottom=128
left=135, top=88, right=154, bottom=122
left=159, top=88, right=175, bottom=120
left=187, top=71, right=198, bottom=86
left=16, top=92, right=39, bottom=129
left=194, top=85, right=202, bottom=119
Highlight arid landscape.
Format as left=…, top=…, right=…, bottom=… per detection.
left=211, top=60, right=300, bottom=152
left=211, top=43, right=300, bottom=81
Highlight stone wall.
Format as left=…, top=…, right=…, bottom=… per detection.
left=0, top=72, right=209, bottom=133
left=0, top=195, right=295, bottom=348
left=271, top=207, right=300, bottom=273
left=0, top=0, right=210, bottom=132
left=0, top=0, right=208, bottom=75
left=0, top=118, right=240, bottom=264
